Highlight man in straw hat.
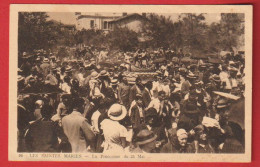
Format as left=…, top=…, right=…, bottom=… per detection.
left=118, top=75, right=131, bottom=109
left=129, top=76, right=151, bottom=108
left=40, top=58, right=50, bottom=77
left=181, top=72, right=197, bottom=97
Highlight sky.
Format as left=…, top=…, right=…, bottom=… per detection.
left=47, top=12, right=221, bottom=26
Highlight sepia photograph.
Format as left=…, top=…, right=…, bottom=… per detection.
left=9, top=5, right=252, bottom=162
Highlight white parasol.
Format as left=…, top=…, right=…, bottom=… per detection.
left=213, top=91, right=240, bottom=100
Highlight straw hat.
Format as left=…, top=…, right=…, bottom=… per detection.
left=65, top=66, right=72, bottom=73
left=216, top=98, right=229, bottom=109
left=18, top=75, right=25, bottom=82
left=107, top=104, right=127, bottom=121
left=111, top=78, right=118, bottom=85
left=90, top=71, right=99, bottom=79
left=99, top=70, right=109, bottom=77
left=43, top=58, right=49, bottom=63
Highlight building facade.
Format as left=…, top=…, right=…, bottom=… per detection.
left=75, top=13, right=147, bottom=33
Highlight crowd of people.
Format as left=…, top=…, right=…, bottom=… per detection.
left=17, top=47, right=245, bottom=154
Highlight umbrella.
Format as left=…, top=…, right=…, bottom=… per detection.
left=228, top=98, right=245, bottom=130
left=20, top=83, right=64, bottom=94
left=213, top=91, right=240, bottom=100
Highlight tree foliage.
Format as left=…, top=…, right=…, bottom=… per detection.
left=18, top=12, right=245, bottom=56
left=141, top=13, right=244, bottom=54
left=18, top=12, right=55, bottom=54
left=106, top=27, right=139, bottom=51
left=18, top=12, right=76, bottom=55
left=141, top=14, right=175, bottom=48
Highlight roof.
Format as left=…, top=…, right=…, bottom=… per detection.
left=77, top=15, right=120, bottom=20
left=109, top=13, right=147, bottom=23
left=48, top=19, right=75, bottom=28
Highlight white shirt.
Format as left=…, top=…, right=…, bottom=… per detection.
left=219, top=71, right=229, bottom=82
left=77, top=73, right=85, bottom=86
left=173, top=83, right=182, bottom=92
left=91, top=110, right=101, bottom=133
left=161, top=84, right=170, bottom=97
left=60, top=82, right=71, bottom=94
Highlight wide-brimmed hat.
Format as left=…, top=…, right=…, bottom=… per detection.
left=21, top=52, right=32, bottom=59
left=187, top=72, right=197, bottom=79
left=99, top=70, right=109, bottom=77
left=179, top=68, right=187, bottom=72
left=51, top=66, right=57, bottom=71
left=174, top=64, right=180, bottom=68
left=43, top=58, right=49, bottom=63
left=194, top=124, right=206, bottom=134
left=155, top=70, right=162, bottom=75
left=65, top=66, right=72, bottom=73
left=18, top=75, right=25, bottom=82
left=107, top=104, right=127, bottom=121
left=199, top=64, right=207, bottom=68
left=211, top=74, right=221, bottom=82
left=194, top=80, right=203, bottom=85
left=135, top=129, right=157, bottom=145
left=145, top=107, right=158, bottom=118
left=135, top=93, right=143, bottom=100
left=216, top=98, right=229, bottom=109
left=228, top=67, right=238, bottom=72
left=90, top=71, right=99, bottom=79
left=120, top=63, right=126, bottom=68
left=111, top=78, right=118, bottom=85
left=184, top=102, right=199, bottom=114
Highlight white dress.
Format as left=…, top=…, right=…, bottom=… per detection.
left=100, top=119, right=128, bottom=153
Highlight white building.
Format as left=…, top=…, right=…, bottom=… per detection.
left=75, top=13, right=147, bottom=32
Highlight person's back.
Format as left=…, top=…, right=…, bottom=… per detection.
left=40, top=62, right=50, bottom=76
left=25, top=118, right=59, bottom=152
left=62, top=111, right=91, bottom=153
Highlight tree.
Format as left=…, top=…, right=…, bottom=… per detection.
left=106, top=27, right=139, bottom=51
left=218, top=13, right=245, bottom=51
left=18, top=12, right=59, bottom=55
left=174, top=13, right=208, bottom=54
left=141, top=14, right=175, bottom=49
left=205, top=13, right=245, bottom=52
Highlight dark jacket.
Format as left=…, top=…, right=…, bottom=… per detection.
left=161, top=137, right=195, bottom=153
left=178, top=113, right=201, bottom=132
left=25, top=118, right=60, bottom=152
left=221, top=137, right=244, bottom=153
left=101, top=86, right=116, bottom=107
left=130, top=104, right=145, bottom=129
left=129, top=85, right=151, bottom=108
